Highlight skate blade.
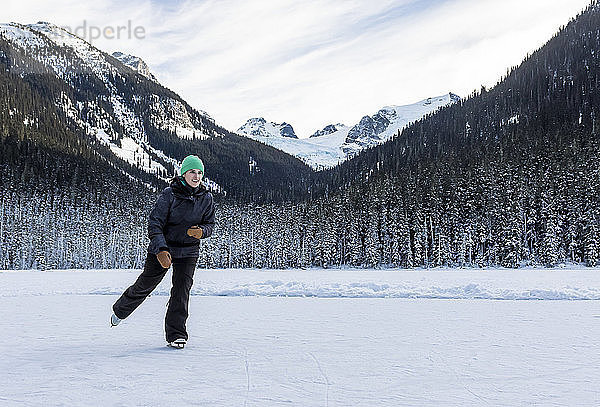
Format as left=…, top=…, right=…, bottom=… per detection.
left=167, top=340, right=186, bottom=349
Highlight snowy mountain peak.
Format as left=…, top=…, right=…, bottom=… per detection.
left=238, top=117, right=298, bottom=139
left=30, top=21, right=54, bottom=30
left=342, top=92, right=460, bottom=156
left=236, top=93, right=459, bottom=169
left=27, top=21, right=94, bottom=49
left=4, top=21, right=122, bottom=84
left=30, top=21, right=63, bottom=32
left=0, top=22, right=51, bottom=48
left=279, top=122, right=296, bottom=139
left=26, top=21, right=63, bottom=36
left=249, top=117, right=267, bottom=125
left=111, top=51, right=157, bottom=82
left=310, top=123, right=346, bottom=138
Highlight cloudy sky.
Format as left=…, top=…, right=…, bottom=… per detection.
left=4, top=0, right=592, bottom=137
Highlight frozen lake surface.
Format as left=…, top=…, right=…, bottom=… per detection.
left=1, top=268, right=599, bottom=406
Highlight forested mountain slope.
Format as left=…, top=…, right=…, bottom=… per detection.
left=0, top=22, right=313, bottom=203
left=305, top=1, right=600, bottom=267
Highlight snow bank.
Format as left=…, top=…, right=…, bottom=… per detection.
left=2, top=268, right=600, bottom=300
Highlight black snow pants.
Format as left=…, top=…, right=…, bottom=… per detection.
left=113, top=253, right=197, bottom=343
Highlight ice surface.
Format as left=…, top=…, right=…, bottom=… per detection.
left=1, top=269, right=599, bottom=406
left=3, top=268, right=600, bottom=300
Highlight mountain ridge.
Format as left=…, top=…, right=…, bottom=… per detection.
left=236, top=93, right=459, bottom=169
left=0, top=20, right=314, bottom=202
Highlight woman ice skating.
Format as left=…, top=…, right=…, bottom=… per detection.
left=111, top=155, right=215, bottom=349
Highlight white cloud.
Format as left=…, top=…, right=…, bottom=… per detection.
left=3, top=0, right=592, bottom=137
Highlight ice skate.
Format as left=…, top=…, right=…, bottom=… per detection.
left=110, top=312, right=121, bottom=327
left=167, top=338, right=186, bottom=349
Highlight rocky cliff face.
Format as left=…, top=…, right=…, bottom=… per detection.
left=111, top=51, right=158, bottom=82
left=238, top=117, right=298, bottom=139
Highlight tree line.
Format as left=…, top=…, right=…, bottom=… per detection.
left=2, top=3, right=600, bottom=269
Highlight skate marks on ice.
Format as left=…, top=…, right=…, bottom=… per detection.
left=1, top=272, right=600, bottom=405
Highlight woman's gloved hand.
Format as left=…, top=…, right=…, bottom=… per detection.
left=187, top=226, right=203, bottom=239
left=156, top=250, right=172, bottom=269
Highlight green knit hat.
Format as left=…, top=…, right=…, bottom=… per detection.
left=180, top=155, right=204, bottom=176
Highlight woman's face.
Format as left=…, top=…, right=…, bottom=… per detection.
left=183, top=169, right=203, bottom=188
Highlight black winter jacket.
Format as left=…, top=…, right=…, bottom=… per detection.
left=147, top=177, right=215, bottom=258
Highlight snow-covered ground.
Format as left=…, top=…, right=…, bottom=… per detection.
left=1, top=268, right=599, bottom=406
